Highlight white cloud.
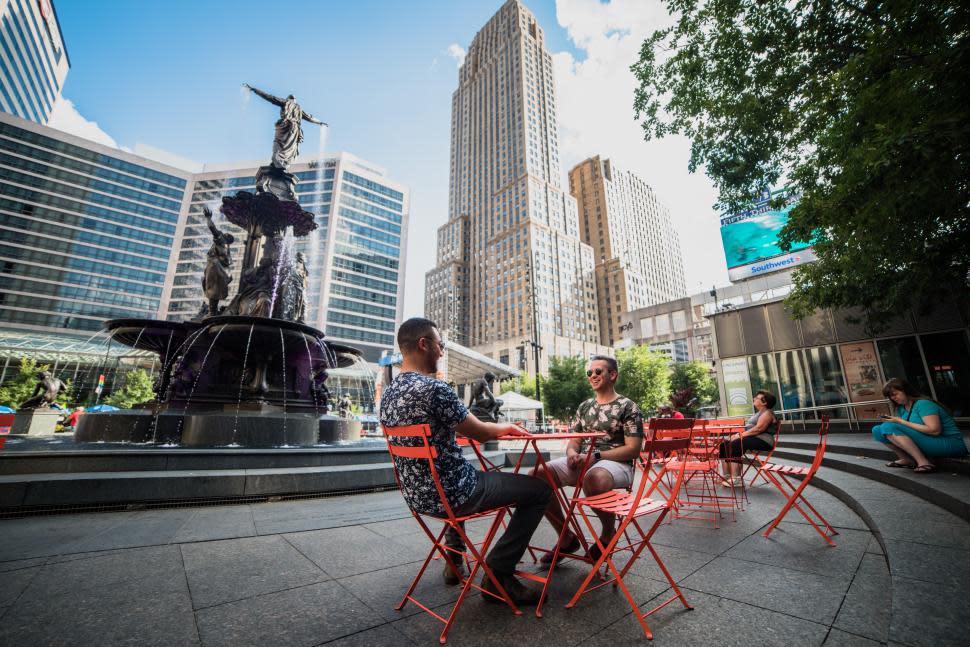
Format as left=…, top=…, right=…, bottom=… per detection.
left=553, top=0, right=730, bottom=291
left=446, top=43, right=466, bottom=67
left=48, top=98, right=122, bottom=149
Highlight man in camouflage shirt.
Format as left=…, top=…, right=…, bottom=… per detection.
left=533, top=355, right=644, bottom=562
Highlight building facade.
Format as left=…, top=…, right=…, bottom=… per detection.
left=161, top=152, right=408, bottom=365
left=0, top=111, right=189, bottom=336
left=618, top=295, right=713, bottom=364
left=569, top=156, right=686, bottom=346
left=425, top=0, right=602, bottom=373
left=0, top=0, right=69, bottom=124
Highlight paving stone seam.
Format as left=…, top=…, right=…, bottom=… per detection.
left=278, top=532, right=338, bottom=581
left=0, top=561, right=42, bottom=624
left=310, top=622, right=418, bottom=647
left=178, top=538, right=204, bottom=644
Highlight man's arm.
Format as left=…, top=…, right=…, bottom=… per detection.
left=456, top=412, right=529, bottom=443
left=599, top=433, right=642, bottom=462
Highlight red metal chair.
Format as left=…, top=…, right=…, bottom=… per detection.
left=743, top=419, right=782, bottom=487
left=383, top=424, right=520, bottom=644
left=456, top=435, right=504, bottom=472
left=663, top=420, right=739, bottom=526
left=760, top=417, right=838, bottom=546
left=567, top=431, right=695, bottom=639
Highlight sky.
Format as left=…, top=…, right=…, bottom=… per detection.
left=51, top=0, right=730, bottom=319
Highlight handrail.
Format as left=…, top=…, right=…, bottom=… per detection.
left=772, top=399, right=891, bottom=431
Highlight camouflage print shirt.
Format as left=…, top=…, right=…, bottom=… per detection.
left=570, top=396, right=644, bottom=464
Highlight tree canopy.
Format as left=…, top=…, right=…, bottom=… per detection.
left=633, top=0, right=970, bottom=325
left=615, top=346, right=670, bottom=414
left=670, top=361, right=718, bottom=409
left=499, top=373, right=537, bottom=400
left=103, top=369, right=155, bottom=409
left=541, top=356, right=590, bottom=422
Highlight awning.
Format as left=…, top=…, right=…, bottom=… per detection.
left=499, top=391, right=543, bottom=412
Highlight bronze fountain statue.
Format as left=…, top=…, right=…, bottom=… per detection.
left=18, top=371, right=64, bottom=410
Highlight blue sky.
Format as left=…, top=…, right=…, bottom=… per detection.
left=54, top=0, right=729, bottom=318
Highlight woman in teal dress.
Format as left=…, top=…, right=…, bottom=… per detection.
left=872, top=378, right=967, bottom=473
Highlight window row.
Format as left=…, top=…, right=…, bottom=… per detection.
left=0, top=276, right=159, bottom=312
left=339, top=195, right=403, bottom=225
left=0, top=242, right=166, bottom=284
left=0, top=211, right=170, bottom=259
left=330, top=269, right=397, bottom=295
left=342, top=171, right=405, bottom=202
left=0, top=167, right=180, bottom=223
left=0, top=199, right=173, bottom=246
left=324, top=323, right=394, bottom=346
left=0, top=306, right=103, bottom=332
left=0, top=137, right=185, bottom=199
left=0, top=259, right=162, bottom=297
left=341, top=183, right=403, bottom=213
left=0, top=123, right=187, bottom=188
left=328, top=297, right=395, bottom=321
left=331, top=255, right=398, bottom=282
left=0, top=184, right=177, bottom=235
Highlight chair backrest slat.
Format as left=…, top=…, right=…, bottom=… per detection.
left=388, top=444, right=438, bottom=459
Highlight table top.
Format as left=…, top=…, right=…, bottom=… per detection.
left=497, top=431, right=609, bottom=441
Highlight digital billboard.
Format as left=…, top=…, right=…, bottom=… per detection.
left=720, top=188, right=814, bottom=281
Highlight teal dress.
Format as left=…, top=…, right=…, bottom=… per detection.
left=871, top=399, right=968, bottom=457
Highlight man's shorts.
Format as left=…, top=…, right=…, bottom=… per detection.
left=544, top=456, right=634, bottom=489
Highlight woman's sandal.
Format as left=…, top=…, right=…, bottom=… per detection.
left=913, top=464, right=936, bottom=473
left=886, top=460, right=915, bottom=468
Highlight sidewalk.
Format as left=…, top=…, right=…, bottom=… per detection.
left=0, top=480, right=943, bottom=647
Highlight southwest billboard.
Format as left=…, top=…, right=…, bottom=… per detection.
left=720, top=188, right=814, bottom=281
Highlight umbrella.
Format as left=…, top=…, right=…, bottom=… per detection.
left=0, top=405, right=14, bottom=413
left=86, top=404, right=119, bottom=412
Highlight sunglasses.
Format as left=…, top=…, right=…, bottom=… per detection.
left=422, top=337, right=446, bottom=351
left=586, top=368, right=605, bottom=377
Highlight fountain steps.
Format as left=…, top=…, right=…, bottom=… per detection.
left=0, top=449, right=505, bottom=510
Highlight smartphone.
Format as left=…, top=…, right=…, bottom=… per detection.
left=878, top=414, right=891, bottom=419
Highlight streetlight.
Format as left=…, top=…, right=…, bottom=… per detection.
left=525, top=257, right=544, bottom=423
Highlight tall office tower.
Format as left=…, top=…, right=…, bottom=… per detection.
left=569, top=156, right=686, bottom=346
left=162, top=152, right=408, bottom=365
left=0, top=0, right=70, bottom=124
left=0, top=112, right=188, bottom=336
left=425, top=0, right=600, bottom=371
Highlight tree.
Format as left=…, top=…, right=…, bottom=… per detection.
left=499, top=374, right=536, bottom=400
left=103, top=369, right=156, bottom=409
left=615, top=346, right=670, bottom=414
left=670, top=361, right=718, bottom=411
left=633, top=1, right=970, bottom=327
left=541, top=356, right=590, bottom=422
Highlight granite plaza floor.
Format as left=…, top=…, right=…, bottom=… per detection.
left=4, top=465, right=966, bottom=647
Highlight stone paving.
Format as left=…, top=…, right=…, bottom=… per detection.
left=1, top=477, right=936, bottom=647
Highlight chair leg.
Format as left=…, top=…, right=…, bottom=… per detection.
left=762, top=471, right=836, bottom=547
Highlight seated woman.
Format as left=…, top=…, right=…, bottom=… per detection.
left=872, top=378, right=967, bottom=473
left=719, top=390, right=777, bottom=487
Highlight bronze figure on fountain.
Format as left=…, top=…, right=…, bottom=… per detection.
left=202, top=207, right=235, bottom=317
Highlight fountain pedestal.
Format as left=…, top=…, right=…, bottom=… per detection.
left=12, top=409, right=60, bottom=436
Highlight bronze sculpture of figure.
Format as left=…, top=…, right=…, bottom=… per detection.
left=19, top=371, right=64, bottom=410
left=244, top=84, right=325, bottom=172
left=468, top=371, right=503, bottom=423
left=202, top=207, right=235, bottom=316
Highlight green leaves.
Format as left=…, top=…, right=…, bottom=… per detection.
left=541, top=356, right=590, bottom=422
left=633, top=0, right=970, bottom=326
left=615, top=346, right=671, bottom=414
left=103, top=369, right=155, bottom=410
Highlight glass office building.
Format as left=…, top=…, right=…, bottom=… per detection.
left=0, top=0, right=70, bottom=124
left=0, top=111, right=188, bottom=335
left=0, top=112, right=188, bottom=401
left=161, top=152, right=408, bottom=366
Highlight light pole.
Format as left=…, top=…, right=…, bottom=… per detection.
left=526, top=257, right=544, bottom=423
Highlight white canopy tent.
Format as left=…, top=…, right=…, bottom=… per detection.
left=499, top=390, right=543, bottom=424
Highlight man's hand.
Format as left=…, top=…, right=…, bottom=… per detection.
left=495, top=423, right=531, bottom=438
left=566, top=451, right=586, bottom=469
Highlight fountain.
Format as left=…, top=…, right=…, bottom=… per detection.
left=75, top=85, right=362, bottom=447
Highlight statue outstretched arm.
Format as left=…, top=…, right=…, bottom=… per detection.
left=301, top=111, right=326, bottom=126
left=244, top=83, right=285, bottom=108
left=203, top=207, right=221, bottom=238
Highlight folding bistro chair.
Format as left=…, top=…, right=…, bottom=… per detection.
left=456, top=435, right=503, bottom=472
left=664, top=420, right=739, bottom=526
left=743, top=419, right=782, bottom=487
left=567, top=432, right=694, bottom=640
left=760, top=417, right=838, bottom=546
left=383, top=424, right=520, bottom=644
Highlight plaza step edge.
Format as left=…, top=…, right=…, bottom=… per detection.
left=0, top=450, right=505, bottom=510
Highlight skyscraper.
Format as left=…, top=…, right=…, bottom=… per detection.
left=425, top=0, right=601, bottom=372
left=161, top=152, right=408, bottom=365
left=569, top=156, right=686, bottom=346
left=0, top=0, right=70, bottom=124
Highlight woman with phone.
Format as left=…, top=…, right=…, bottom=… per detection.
left=872, top=378, right=967, bottom=473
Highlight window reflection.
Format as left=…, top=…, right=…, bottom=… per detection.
left=776, top=350, right=813, bottom=420
left=807, top=345, right=849, bottom=418
left=877, top=336, right=931, bottom=395
left=919, top=332, right=970, bottom=416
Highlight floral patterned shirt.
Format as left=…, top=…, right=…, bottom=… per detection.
left=380, top=371, right=475, bottom=516
left=570, top=396, right=644, bottom=464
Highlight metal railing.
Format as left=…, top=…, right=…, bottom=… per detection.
left=769, top=399, right=892, bottom=431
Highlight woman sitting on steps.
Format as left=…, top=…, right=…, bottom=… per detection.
left=872, top=378, right=967, bottom=474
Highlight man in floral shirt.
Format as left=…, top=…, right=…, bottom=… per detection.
left=381, top=318, right=551, bottom=605
left=534, top=355, right=644, bottom=562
